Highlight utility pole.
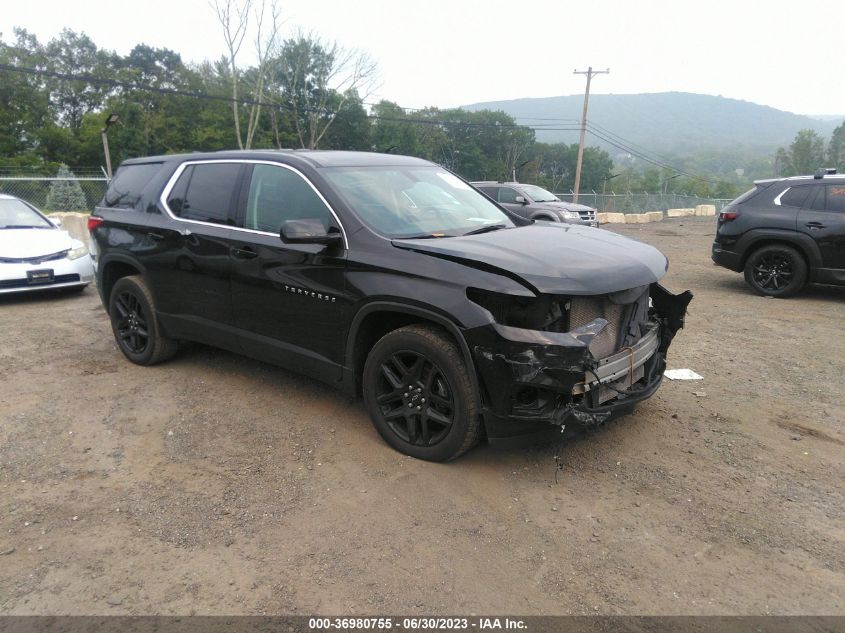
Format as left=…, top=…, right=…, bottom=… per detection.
left=572, top=67, right=609, bottom=203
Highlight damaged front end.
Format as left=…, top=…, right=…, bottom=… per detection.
left=466, top=284, right=693, bottom=442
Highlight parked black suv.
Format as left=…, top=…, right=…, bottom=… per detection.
left=471, top=181, right=598, bottom=226
left=712, top=168, right=845, bottom=297
left=89, top=150, right=691, bottom=461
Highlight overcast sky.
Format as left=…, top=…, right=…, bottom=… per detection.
left=3, top=0, right=841, bottom=115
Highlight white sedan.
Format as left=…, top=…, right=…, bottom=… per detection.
left=0, top=194, right=94, bottom=295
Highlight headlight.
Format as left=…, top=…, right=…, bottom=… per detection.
left=561, top=210, right=581, bottom=220
left=467, top=288, right=570, bottom=331
left=67, top=245, right=88, bottom=260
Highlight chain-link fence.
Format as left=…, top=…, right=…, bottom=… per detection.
left=0, top=176, right=108, bottom=212
left=554, top=192, right=733, bottom=214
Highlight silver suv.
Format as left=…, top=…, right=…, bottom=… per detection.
left=472, top=181, right=598, bottom=227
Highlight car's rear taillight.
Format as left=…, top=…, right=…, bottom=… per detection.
left=719, top=211, right=740, bottom=222
left=87, top=216, right=104, bottom=232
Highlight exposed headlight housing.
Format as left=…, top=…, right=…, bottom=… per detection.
left=561, top=210, right=581, bottom=220
left=467, top=288, right=570, bottom=331
left=67, top=245, right=88, bottom=260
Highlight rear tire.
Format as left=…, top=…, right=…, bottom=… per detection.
left=743, top=244, right=807, bottom=297
left=362, top=324, right=481, bottom=461
left=108, top=275, right=178, bottom=365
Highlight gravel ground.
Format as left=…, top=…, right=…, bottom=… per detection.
left=0, top=216, right=843, bottom=615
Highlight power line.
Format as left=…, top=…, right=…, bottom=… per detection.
left=0, top=57, right=718, bottom=182
left=584, top=127, right=719, bottom=184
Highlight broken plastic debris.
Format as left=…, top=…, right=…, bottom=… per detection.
left=665, top=369, right=703, bottom=380
left=693, top=391, right=706, bottom=397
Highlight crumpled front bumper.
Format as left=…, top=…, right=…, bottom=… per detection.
left=466, top=283, right=693, bottom=443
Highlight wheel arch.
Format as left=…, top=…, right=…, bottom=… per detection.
left=98, top=254, right=146, bottom=307
left=345, top=302, right=485, bottom=410
left=737, top=230, right=821, bottom=270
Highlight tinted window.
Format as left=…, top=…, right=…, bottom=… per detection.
left=477, top=186, right=499, bottom=199
left=827, top=185, right=845, bottom=213
left=244, top=164, right=333, bottom=233
left=779, top=186, right=811, bottom=208
left=498, top=187, right=519, bottom=204
left=104, top=163, right=163, bottom=210
left=807, top=185, right=827, bottom=211
left=167, top=163, right=241, bottom=225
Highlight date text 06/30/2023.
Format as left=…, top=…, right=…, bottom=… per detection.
left=308, top=617, right=528, bottom=630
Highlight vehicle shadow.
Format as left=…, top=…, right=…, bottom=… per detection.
left=0, top=286, right=92, bottom=306
left=164, top=339, right=593, bottom=467
left=713, top=276, right=845, bottom=303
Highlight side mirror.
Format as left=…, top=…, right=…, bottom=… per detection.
left=280, top=219, right=342, bottom=246
left=514, top=196, right=528, bottom=205
left=51, top=217, right=63, bottom=227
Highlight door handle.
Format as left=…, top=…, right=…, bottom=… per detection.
left=147, top=231, right=166, bottom=241
left=805, top=221, right=825, bottom=230
left=231, top=246, right=258, bottom=259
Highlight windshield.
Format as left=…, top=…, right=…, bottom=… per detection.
left=322, top=166, right=515, bottom=238
left=519, top=184, right=559, bottom=203
left=0, top=198, right=53, bottom=229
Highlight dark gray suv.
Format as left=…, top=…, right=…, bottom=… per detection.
left=472, top=181, right=598, bottom=227
left=712, top=168, right=845, bottom=297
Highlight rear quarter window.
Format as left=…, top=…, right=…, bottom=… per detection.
left=103, top=163, right=164, bottom=210
left=779, top=186, right=812, bottom=208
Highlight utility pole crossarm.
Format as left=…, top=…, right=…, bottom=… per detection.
left=572, top=67, right=609, bottom=204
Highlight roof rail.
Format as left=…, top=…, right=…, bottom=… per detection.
left=814, top=167, right=837, bottom=179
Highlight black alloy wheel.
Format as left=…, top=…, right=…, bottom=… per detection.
left=375, top=350, right=455, bottom=447
left=108, top=275, right=178, bottom=365
left=114, top=290, right=150, bottom=354
left=743, top=244, right=807, bottom=298
left=363, top=324, right=481, bottom=461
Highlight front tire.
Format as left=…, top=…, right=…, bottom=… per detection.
left=743, top=244, right=807, bottom=297
left=362, top=325, right=482, bottom=461
left=108, top=275, right=178, bottom=365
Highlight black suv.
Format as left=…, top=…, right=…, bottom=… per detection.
left=89, top=150, right=691, bottom=461
left=712, top=169, right=845, bottom=297
left=471, top=181, right=598, bottom=227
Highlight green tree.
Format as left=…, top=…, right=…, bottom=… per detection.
left=45, top=164, right=87, bottom=211
left=775, top=129, right=826, bottom=176
left=270, top=32, right=377, bottom=149
left=829, top=123, right=845, bottom=172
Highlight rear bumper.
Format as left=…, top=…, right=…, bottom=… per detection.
left=711, top=242, right=742, bottom=271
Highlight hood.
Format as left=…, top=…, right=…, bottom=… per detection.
left=535, top=200, right=594, bottom=213
left=392, top=223, right=668, bottom=295
left=0, top=228, right=76, bottom=259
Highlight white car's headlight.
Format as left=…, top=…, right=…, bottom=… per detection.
left=562, top=211, right=581, bottom=220
left=67, top=245, right=88, bottom=260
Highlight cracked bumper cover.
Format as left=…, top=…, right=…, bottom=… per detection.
left=467, top=283, right=693, bottom=443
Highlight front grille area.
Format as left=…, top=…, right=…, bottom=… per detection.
left=0, top=274, right=80, bottom=290
left=568, top=287, right=650, bottom=359
left=569, top=297, right=625, bottom=358
left=578, top=209, right=597, bottom=222
left=0, top=250, right=69, bottom=264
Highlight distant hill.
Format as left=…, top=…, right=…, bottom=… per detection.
left=463, top=92, right=843, bottom=155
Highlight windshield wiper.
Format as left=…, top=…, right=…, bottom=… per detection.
left=462, top=223, right=508, bottom=236
left=393, top=233, right=452, bottom=240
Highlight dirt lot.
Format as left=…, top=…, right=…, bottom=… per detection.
left=0, top=216, right=843, bottom=615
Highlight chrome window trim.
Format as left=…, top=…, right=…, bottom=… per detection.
left=773, top=187, right=790, bottom=206
left=158, top=159, right=348, bottom=248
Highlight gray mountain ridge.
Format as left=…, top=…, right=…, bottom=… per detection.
left=462, top=92, right=843, bottom=154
